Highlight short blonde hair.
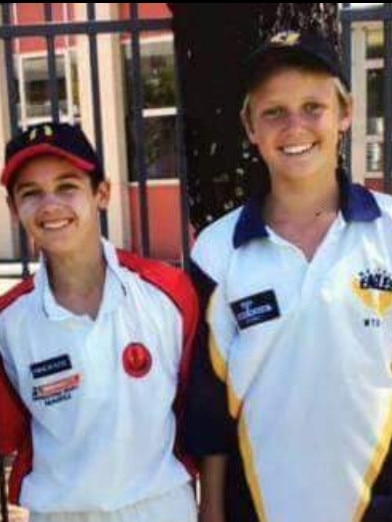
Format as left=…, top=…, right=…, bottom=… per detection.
left=240, top=71, right=351, bottom=130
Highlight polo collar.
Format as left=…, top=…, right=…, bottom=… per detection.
left=37, top=238, right=127, bottom=320
left=233, top=173, right=381, bottom=249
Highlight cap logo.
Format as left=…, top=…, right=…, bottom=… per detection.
left=270, top=31, right=300, bottom=46
left=28, top=125, right=53, bottom=142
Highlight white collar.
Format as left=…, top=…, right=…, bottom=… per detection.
left=35, top=238, right=127, bottom=321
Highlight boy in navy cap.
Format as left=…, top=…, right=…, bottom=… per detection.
left=0, top=122, right=198, bottom=522
left=185, top=31, right=392, bottom=522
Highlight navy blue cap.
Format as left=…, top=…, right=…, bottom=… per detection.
left=2, top=122, right=104, bottom=189
left=244, top=31, right=349, bottom=92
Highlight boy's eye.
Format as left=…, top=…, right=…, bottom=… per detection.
left=19, top=189, right=40, bottom=200
left=304, top=102, right=323, bottom=115
left=58, top=183, right=78, bottom=192
left=262, top=106, right=285, bottom=120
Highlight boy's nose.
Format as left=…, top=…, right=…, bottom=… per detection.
left=284, top=112, right=304, bottom=129
left=38, top=193, right=63, bottom=211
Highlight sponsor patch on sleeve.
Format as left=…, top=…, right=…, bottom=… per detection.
left=230, top=290, right=280, bottom=329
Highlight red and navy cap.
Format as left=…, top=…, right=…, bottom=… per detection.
left=243, top=31, right=349, bottom=93
left=2, top=122, right=104, bottom=189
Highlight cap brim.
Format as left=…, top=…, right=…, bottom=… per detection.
left=2, top=143, right=96, bottom=188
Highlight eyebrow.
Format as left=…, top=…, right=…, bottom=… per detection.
left=14, top=172, right=85, bottom=194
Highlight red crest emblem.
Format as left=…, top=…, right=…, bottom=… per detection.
left=122, top=343, right=152, bottom=378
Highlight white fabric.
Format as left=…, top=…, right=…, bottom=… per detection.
left=0, top=239, right=192, bottom=513
left=192, top=191, right=392, bottom=522
left=29, top=483, right=197, bottom=522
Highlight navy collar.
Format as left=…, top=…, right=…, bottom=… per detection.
left=233, top=175, right=381, bottom=249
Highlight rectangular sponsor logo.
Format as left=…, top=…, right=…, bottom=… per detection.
left=231, top=290, right=280, bottom=329
left=30, top=354, right=72, bottom=379
left=33, top=374, right=80, bottom=400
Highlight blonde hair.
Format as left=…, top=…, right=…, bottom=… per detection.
left=240, top=73, right=351, bottom=131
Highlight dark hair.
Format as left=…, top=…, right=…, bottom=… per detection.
left=244, top=48, right=337, bottom=95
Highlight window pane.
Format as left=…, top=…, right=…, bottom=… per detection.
left=23, top=55, right=66, bottom=118
left=141, top=40, right=176, bottom=108
left=367, top=68, right=384, bottom=135
left=123, top=36, right=177, bottom=109
left=366, top=27, right=384, bottom=60
left=128, top=114, right=177, bottom=181
left=144, top=115, right=177, bottom=179
left=122, top=34, right=178, bottom=181
left=367, top=141, right=383, bottom=172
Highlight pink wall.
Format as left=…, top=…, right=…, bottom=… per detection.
left=129, top=183, right=191, bottom=263
left=14, top=3, right=170, bottom=54
left=15, top=4, right=68, bottom=53
left=119, top=4, right=172, bottom=19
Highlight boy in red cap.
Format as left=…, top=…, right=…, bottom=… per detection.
left=0, top=122, right=198, bottom=522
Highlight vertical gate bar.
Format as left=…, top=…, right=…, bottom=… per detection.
left=341, top=3, right=352, bottom=178
left=44, top=3, right=60, bottom=123
left=173, top=35, right=191, bottom=270
left=384, top=4, right=392, bottom=192
left=86, top=3, right=108, bottom=237
left=129, top=2, right=151, bottom=257
left=2, top=3, right=18, bottom=132
left=2, top=3, right=30, bottom=277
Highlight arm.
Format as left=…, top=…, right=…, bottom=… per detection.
left=184, top=260, right=237, bottom=522
left=0, top=355, right=28, bottom=456
left=198, top=455, right=228, bottom=522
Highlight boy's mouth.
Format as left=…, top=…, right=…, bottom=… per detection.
left=281, top=143, right=315, bottom=156
left=41, top=219, right=71, bottom=230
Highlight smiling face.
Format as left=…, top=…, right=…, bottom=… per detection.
left=9, top=154, right=110, bottom=258
left=242, top=68, right=352, bottom=187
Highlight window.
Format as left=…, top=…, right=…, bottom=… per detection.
left=123, top=34, right=178, bottom=181
left=366, top=27, right=384, bottom=59
left=16, top=49, right=80, bottom=128
left=367, top=68, right=383, bottom=136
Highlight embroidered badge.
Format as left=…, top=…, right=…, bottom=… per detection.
left=29, top=124, right=53, bottom=142
left=230, top=290, right=280, bottom=330
left=122, top=343, right=152, bottom=378
left=352, top=268, right=392, bottom=318
left=270, top=31, right=301, bottom=46
left=30, top=354, right=72, bottom=379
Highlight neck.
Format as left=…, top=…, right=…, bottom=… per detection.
left=44, top=244, right=107, bottom=318
left=265, top=171, right=339, bottom=223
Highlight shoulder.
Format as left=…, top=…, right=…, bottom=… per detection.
left=0, top=277, right=35, bottom=315
left=191, top=207, right=241, bottom=282
left=371, top=190, right=392, bottom=219
left=116, top=249, right=197, bottom=314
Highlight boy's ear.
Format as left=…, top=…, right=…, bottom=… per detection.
left=6, top=195, right=19, bottom=222
left=240, top=105, right=257, bottom=145
left=338, top=94, right=353, bottom=133
left=97, top=180, right=111, bottom=210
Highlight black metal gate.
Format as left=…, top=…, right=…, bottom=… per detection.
left=0, top=3, right=191, bottom=273
left=2, top=3, right=392, bottom=521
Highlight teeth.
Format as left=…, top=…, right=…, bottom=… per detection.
left=42, top=220, right=70, bottom=230
left=282, top=144, right=313, bottom=155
